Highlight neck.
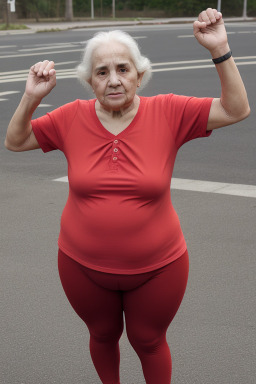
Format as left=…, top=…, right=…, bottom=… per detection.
left=112, top=110, right=123, bottom=118
left=96, top=95, right=139, bottom=119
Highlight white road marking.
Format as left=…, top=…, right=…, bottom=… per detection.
left=178, top=32, right=236, bottom=38
left=23, top=42, right=85, bottom=47
left=152, top=59, right=211, bottom=66
left=231, top=56, right=256, bottom=60
left=0, top=48, right=83, bottom=59
left=56, top=74, right=77, bottom=80
left=151, top=56, right=256, bottom=67
left=54, top=60, right=79, bottom=66
left=0, top=77, right=30, bottom=83
left=151, top=61, right=256, bottom=73
left=54, top=176, right=69, bottom=182
left=171, top=179, right=256, bottom=198
left=18, top=44, right=81, bottom=52
left=38, top=104, right=53, bottom=107
left=178, top=35, right=195, bottom=38
left=178, top=31, right=255, bottom=38
left=53, top=176, right=256, bottom=199
left=0, top=98, right=8, bottom=101
left=0, top=91, right=20, bottom=96
left=0, top=61, right=78, bottom=77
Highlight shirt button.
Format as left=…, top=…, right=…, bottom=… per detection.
left=113, top=157, right=118, bottom=161
left=113, top=148, right=118, bottom=152
left=114, top=139, right=118, bottom=144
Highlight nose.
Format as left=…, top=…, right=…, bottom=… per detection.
left=108, top=70, right=121, bottom=87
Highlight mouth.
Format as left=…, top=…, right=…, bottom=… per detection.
left=106, top=92, right=124, bottom=99
left=107, top=92, right=123, bottom=96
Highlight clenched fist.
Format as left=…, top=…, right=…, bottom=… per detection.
left=25, top=60, right=56, bottom=101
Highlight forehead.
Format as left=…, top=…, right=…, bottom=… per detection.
left=92, top=41, right=134, bottom=68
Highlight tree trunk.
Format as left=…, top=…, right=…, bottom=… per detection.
left=243, top=0, right=247, bottom=18
left=65, top=0, right=73, bottom=21
left=5, top=0, right=10, bottom=27
left=56, top=0, right=61, bottom=18
left=112, top=0, right=115, bottom=18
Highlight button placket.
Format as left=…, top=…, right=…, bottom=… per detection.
left=112, top=139, right=120, bottom=163
left=108, top=139, right=120, bottom=170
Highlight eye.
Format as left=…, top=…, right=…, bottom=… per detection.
left=119, top=67, right=128, bottom=73
left=98, top=71, right=106, bottom=76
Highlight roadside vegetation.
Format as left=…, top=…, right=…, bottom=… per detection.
left=0, top=23, right=28, bottom=30
left=1, top=0, right=256, bottom=23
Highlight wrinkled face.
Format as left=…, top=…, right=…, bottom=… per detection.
left=90, top=41, right=143, bottom=111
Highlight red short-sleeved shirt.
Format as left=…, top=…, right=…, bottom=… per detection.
left=32, top=94, right=213, bottom=274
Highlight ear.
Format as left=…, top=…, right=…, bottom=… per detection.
left=137, top=72, right=144, bottom=88
left=87, top=79, right=95, bottom=93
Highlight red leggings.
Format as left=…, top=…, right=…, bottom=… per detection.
left=58, top=249, right=189, bottom=384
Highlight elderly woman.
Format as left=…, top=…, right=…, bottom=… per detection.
left=5, top=8, right=250, bottom=384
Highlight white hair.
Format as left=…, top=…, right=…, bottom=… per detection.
left=76, top=30, right=152, bottom=90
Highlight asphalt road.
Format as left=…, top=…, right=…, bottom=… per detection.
left=1, top=22, right=256, bottom=384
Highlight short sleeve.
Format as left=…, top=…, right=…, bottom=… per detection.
left=31, top=100, right=79, bottom=153
left=162, top=94, right=214, bottom=149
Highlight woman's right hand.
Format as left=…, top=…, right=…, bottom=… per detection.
left=25, top=60, right=56, bottom=101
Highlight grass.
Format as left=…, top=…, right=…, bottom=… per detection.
left=36, top=28, right=62, bottom=33
left=0, top=23, right=29, bottom=30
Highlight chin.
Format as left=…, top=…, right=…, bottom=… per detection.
left=100, top=95, right=133, bottom=112
left=106, top=100, right=128, bottom=110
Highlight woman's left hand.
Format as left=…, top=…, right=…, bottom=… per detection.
left=193, top=8, right=229, bottom=57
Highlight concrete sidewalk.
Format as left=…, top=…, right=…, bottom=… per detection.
left=1, top=16, right=255, bottom=35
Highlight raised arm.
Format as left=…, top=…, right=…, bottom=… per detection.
left=5, top=60, right=56, bottom=152
left=193, top=8, right=250, bottom=131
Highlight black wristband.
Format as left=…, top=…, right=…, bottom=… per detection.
left=212, top=50, right=232, bottom=64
